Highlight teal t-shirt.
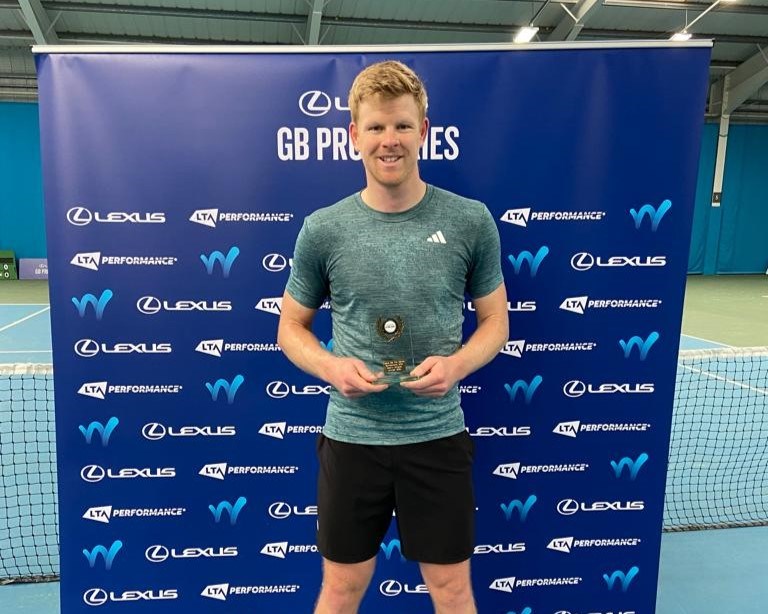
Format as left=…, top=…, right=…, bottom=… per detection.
left=285, top=184, right=503, bottom=445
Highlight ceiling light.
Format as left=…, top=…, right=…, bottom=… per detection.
left=513, top=26, right=539, bottom=44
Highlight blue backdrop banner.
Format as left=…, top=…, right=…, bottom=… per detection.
left=36, top=44, right=711, bottom=614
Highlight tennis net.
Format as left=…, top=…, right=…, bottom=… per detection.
left=0, top=363, right=58, bottom=583
left=1, top=347, right=767, bottom=581
left=664, top=346, right=768, bottom=531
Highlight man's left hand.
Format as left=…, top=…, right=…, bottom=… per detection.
left=399, top=355, right=464, bottom=398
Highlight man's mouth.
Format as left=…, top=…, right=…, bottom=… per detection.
left=379, top=155, right=402, bottom=163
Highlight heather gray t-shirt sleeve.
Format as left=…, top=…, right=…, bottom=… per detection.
left=467, top=204, right=504, bottom=299
left=285, top=219, right=328, bottom=309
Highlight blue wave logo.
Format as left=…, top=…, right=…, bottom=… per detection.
left=71, top=290, right=113, bottom=320
left=82, top=540, right=123, bottom=570
left=603, top=566, right=639, bottom=591
left=507, top=609, right=532, bottom=614
left=504, top=376, right=543, bottom=404
left=630, top=199, right=671, bottom=231
left=209, top=497, right=247, bottom=525
left=320, top=339, right=334, bottom=351
left=205, top=374, right=245, bottom=404
left=507, top=246, right=549, bottom=277
left=200, top=246, right=240, bottom=277
left=611, top=453, right=649, bottom=480
left=380, top=539, right=405, bottom=561
left=619, top=332, right=659, bottom=359
left=78, top=417, right=119, bottom=446
left=501, top=495, right=537, bottom=521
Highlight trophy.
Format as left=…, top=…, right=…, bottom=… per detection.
left=369, top=316, right=420, bottom=384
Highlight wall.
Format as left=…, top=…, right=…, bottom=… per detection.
left=0, top=102, right=46, bottom=259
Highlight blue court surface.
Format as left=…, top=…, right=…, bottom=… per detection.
left=0, top=304, right=52, bottom=364
left=1, top=302, right=766, bottom=613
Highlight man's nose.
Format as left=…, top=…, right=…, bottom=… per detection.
left=381, top=127, right=400, bottom=147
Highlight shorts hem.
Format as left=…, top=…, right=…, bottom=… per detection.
left=318, top=547, right=381, bottom=565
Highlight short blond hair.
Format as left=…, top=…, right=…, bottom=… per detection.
left=348, top=60, right=428, bottom=122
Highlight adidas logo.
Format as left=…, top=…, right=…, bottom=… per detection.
left=427, top=231, right=447, bottom=244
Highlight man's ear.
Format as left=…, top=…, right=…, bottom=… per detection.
left=420, top=117, right=429, bottom=146
left=350, top=121, right=359, bottom=152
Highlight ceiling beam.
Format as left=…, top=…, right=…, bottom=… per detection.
left=710, top=46, right=768, bottom=114
left=603, top=0, right=768, bottom=16
left=18, top=0, right=59, bottom=44
left=40, top=2, right=519, bottom=34
left=306, top=0, right=323, bottom=45
left=547, top=0, right=602, bottom=41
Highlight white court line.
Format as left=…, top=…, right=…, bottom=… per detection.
left=0, top=306, right=51, bottom=334
left=0, top=303, right=49, bottom=306
left=681, top=333, right=732, bottom=348
left=679, top=364, right=768, bottom=396
left=0, top=350, right=51, bottom=354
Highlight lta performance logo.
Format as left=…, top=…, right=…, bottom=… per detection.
left=79, top=418, right=119, bottom=446
left=209, top=497, right=247, bottom=525
left=82, top=540, right=123, bottom=570
left=200, top=247, right=240, bottom=277
left=507, top=247, right=549, bottom=277
left=603, top=566, right=639, bottom=591
left=501, top=495, right=537, bottom=521
left=620, top=332, right=660, bottom=359
left=206, top=375, right=245, bottom=404
left=504, top=376, right=543, bottom=404
left=630, top=199, right=672, bottom=231
left=380, top=539, right=405, bottom=561
left=71, top=290, right=113, bottom=320
left=611, top=453, right=649, bottom=480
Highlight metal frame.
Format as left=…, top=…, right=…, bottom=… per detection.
left=32, top=40, right=713, bottom=54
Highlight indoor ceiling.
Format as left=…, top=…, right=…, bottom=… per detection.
left=1, top=0, right=767, bottom=121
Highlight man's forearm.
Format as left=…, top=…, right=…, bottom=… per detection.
left=277, top=321, right=336, bottom=383
left=450, top=314, right=508, bottom=380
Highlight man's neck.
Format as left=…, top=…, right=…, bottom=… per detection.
left=360, top=179, right=427, bottom=214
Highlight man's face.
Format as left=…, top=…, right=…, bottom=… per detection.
left=350, top=94, right=428, bottom=191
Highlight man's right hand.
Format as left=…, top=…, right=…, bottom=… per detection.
left=325, top=356, right=389, bottom=398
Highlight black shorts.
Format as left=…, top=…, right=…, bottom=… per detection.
left=316, top=430, right=475, bottom=565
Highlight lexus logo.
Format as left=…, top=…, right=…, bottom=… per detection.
left=137, top=296, right=162, bottom=315
left=557, top=499, right=579, bottom=516
left=67, top=206, right=93, bottom=226
left=268, top=502, right=291, bottom=519
left=74, top=339, right=100, bottom=358
left=563, top=380, right=587, bottom=398
left=83, top=588, right=108, bottom=606
left=145, top=545, right=170, bottom=563
left=571, top=252, right=595, bottom=271
left=299, top=90, right=332, bottom=117
left=81, top=465, right=106, bottom=483
left=266, top=381, right=290, bottom=399
left=262, top=253, right=288, bottom=272
left=142, top=423, right=167, bottom=441
left=379, top=580, right=403, bottom=597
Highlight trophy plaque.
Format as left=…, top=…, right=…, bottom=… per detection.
left=369, top=316, right=420, bottom=384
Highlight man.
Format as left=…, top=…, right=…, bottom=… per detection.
left=277, top=60, right=508, bottom=614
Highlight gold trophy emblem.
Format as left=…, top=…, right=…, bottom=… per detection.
left=370, top=316, right=419, bottom=384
